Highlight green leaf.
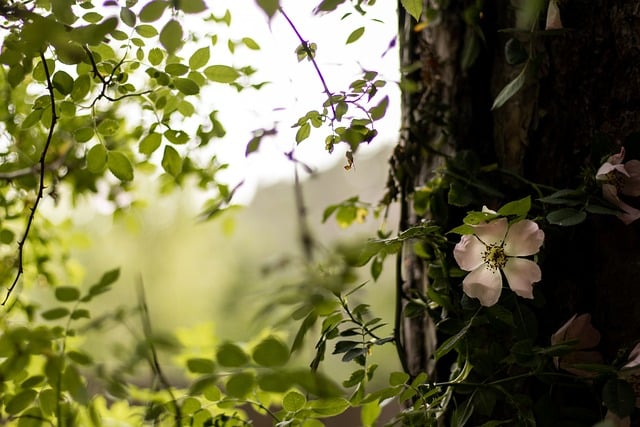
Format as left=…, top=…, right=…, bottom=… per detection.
left=41, top=307, right=70, bottom=320
left=120, top=7, right=136, bottom=27
left=173, top=78, right=200, bottom=95
left=161, top=145, right=183, bottom=177
left=73, top=127, right=93, bottom=142
left=52, top=71, right=74, bottom=95
left=189, top=47, right=210, bottom=69
left=139, top=0, right=168, bottom=22
left=97, top=119, right=119, bottom=136
left=160, top=20, right=183, bottom=54
left=242, top=37, right=260, bottom=50
left=70, top=309, right=90, bottom=320
left=283, top=391, right=306, bottom=412
left=5, top=389, right=37, bottom=414
left=204, top=65, right=240, bottom=83
left=54, top=286, right=80, bottom=302
left=497, top=196, right=531, bottom=217
left=369, top=95, right=389, bottom=120
left=107, top=151, right=134, bottom=181
left=451, top=398, right=475, bottom=427
left=22, top=110, right=43, bottom=129
left=216, top=342, right=249, bottom=367
left=492, top=64, right=527, bottom=110
left=400, top=0, right=423, bottom=21
left=435, top=321, right=472, bottom=360
left=361, top=399, right=382, bottom=427
left=164, top=129, right=189, bottom=144
left=603, top=378, right=635, bottom=418
left=389, top=371, right=409, bottom=386
left=67, top=350, right=93, bottom=365
left=252, top=336, right=289, bottom=367
left=255, top=0, right=279, bottom=18
left=546, top=208, right=587, bottom=226
left=186, top=358, right=216, bottom=374
left=135, top=24, right=158, bottom=38
left=225, top=372, right=255, bottom=398
left=295, top=122, right=311, bottom=143
left=148, top=48, right=163, bottom=65
left=71, top=74, right=91, bottom=101
left=87, top=143, right=108, bottom=173
left=177, top=0, right=207, bottom=13
left=346, top=27, right=365, bottom=44
left=307, top=397, right=350, bottom=417
left=139, top=132, right=162, bottom=155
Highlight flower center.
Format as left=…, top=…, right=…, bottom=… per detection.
left=605, top=171, right=624, bottom=192
left=482, top=244, right=507, bottom=271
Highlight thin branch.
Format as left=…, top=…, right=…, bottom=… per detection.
left=278, top=7, right=337, bottom=120
left=2, top=53, right=57, bottom=305
left=136, top=278, right=182, bottom=426
left=290, top=154, right=314, bottom=261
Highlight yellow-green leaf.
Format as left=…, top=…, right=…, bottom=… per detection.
left=189, top=47, right=210, bottom=69
left=160, top=19, right=183, bottom=54
left=139, top=0, right=168, bottom=22
left=87, top=144, right=107, bottom=173
left=161, top=145, right=182, bottom=176
left=107, top=151, right=134, bottom=181
left=400, top=0, right=423, bottom=21
left=204, top=65, right=239, bottom=83
left=346, top=27, right=365, bottom=44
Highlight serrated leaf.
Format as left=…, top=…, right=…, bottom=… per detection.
left=204, top=65, right=239, bottom=83
left=160, top=20, right=183, bottom=54
left=346, top=27, right=365, bottom=44
left=173, top=78, right=200, bottom=95
left=400, top=0, right=423, bottom=21
left=161, top=145, right=182, bottom=177
left=54, top=286, right=80, bottom=302
left=86, top=143, right=107, bottom=173
left=139, top=0, right=168, bottom=22
left=107, top=151, right=134, bottom=181
left=492, top=65, right=527, bottom=110
left=189, top=47, right=210, bottom=69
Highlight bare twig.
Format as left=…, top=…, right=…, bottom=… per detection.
left=2, top=53, right=57, bottom=305
left=278, top=7, right=337, bottom=121
left=136, top=278, right=182, bottom=426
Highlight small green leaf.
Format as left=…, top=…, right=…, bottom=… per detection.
left=283, top=391, right=306, bottom=412
left=389, top=371, right=409, bottom=386
left=497, top=196, right=531, bottom=217
left=41, top=307, right=70, bottom=320
left=189, top=47, right=210, bottom=69
left=161, top=145, right=182, bottom=177
left=71, top=74, right=91, bottom=100
left=86, top=143, right=108, bottom=173
left=216, top=342, right=249, bottom=367
left=139, top=0, right=168, bottom=22
left=54, top=286, right=80, bottom=302
left=164, top=129, right=189, bottom=144
left=139, top=132, right=162, bottom=155
left=74, top=127, right=94, bottom=143
left=546, top=208, right=587, bottom=226
left=225, top=372, right=255, bottom=398
left=173, top=78, right=199, bottom=95
left=5, top=389, right=37, bottom=414
left=400, top=0, right=423, bottom=21
left=252, top=336, right=289, bottom=367
left=369, top=95, right=389, bottom=120
left=97, top=119, right=119, bottom=136
left=120, top=7, right=136, bottom=27
left=148, top=48, right=164, bottom=65
left=135, top=24, right=158, bottom=38
left=255, top=0, right=279, bottom=18
left=52, top=71, right=74, bottom=95
left=346, top=27, right=365, bottom=44
left=177, top=0, right=207, bottom=13
left=160, top=19, right=183, bottom=54
left=186, top=358, right=216, bottom=374
left=107, top=151, right=134, bottom=181
left=435, top=321, right=472, bottom=360
left=241, top=37, right=260, bottom=50
left=492, top=64, right=527, bottom=110
left=204, top=65, right=239, bottom=83
left=67, top=350, right=93, bottom=365
left=295, top=122, right=311, bottom=143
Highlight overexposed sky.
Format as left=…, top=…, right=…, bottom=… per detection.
left=198, top=1, right=401, bottom=202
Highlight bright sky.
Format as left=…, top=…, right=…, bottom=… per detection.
left=199, top=1, right=401, bottom=203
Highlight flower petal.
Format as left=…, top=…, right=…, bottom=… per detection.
left=503, top=220, right=544, bottom=256
left=545, top=0, right=563, bottom=30
left=473, top=217, right=508, bottom=246
left=454, top=235, right=486, bottom=271
left=621, top=160, right=640, bottom=197
left=462, top=265, right=502, bottom=307
left=623, top=342, right=640, bottom=369
left=596, top=162, right=629, bottom=180
left=551, top=314, right=578, bottom=346
left=502, top=258, right=541, bottom=299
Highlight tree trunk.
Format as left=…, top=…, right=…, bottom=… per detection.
left=396, top=0, right=640, bottom=422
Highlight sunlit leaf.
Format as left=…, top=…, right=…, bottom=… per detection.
left=252, top=336, right=289, bottom=367
left=87, top=143, right=108, bottom=173
left=204, top=65, right=239, bottom=83
left=139, top=0, right=168, bottom=22
left=107, top=151, right=134, bottom=181
left=160, top=19, right=183, bottom=54
left=400, top=0, right=423, bottom=21
left=161, top=145, right=183, bottom=177
left=255, top=0, right=279, bottom=18
left=189, top=47, right=210, bottom=69
left=346, top=27, right=365, bottom=44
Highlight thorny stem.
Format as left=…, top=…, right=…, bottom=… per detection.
left=2, top=53, right=57, bottom=306
left=137, top=279, right=182, bottom=426
left=278, top=7, right=337, bottom=121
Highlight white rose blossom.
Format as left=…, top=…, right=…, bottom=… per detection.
left=453, top=217, right=544, bottom=307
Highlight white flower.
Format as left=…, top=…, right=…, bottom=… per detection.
left=453, top=217, right=544, bottom=307
left=596, top=147, right=640, bottom=225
